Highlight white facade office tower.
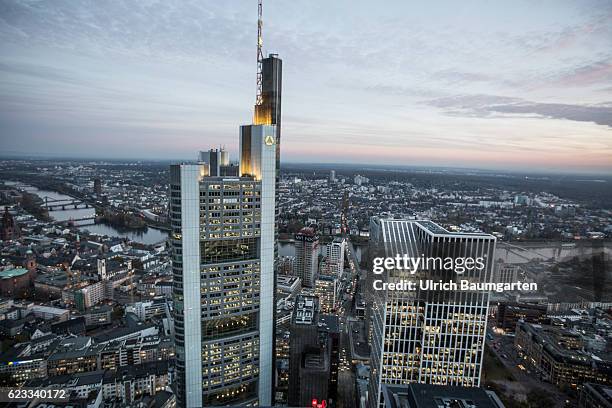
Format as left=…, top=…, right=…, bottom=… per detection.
left=239, top=123, right=277, bottom=405
left=315, top=237, right=346, bottom=313
left=294, top=227, right=319, bottom=288
left=324, top=237, right=346, bottom=278
left=367, top=218, right=496, bottom=408
left=171, top=125, right=276, bottom=407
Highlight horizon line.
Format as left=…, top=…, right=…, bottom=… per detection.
left=1, top=153, right=611, bottom=177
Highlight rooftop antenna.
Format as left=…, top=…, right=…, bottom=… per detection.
left=256, top=0, right=263, bottom=106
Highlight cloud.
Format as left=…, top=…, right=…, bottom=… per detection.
left=0, top=0, right=611, bottom=171
left=491, top=102, right=612, bottom=127
left=549, top=58, right=612, bottom=87
left=431, top=70, right=492, bottom=84
left=428, top=94, right=612, bottom=127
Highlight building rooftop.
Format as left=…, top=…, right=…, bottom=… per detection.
left=383, top=383, right=505, bottom=408
left=293, top=295, right=318, bottom=325
left=583, top=383, right=612, bottom=407
left=0, top=267, right=28, bottom=279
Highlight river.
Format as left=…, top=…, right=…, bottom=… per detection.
left=7, top=182, right=168, bottom=245
left=496, top=241, right=612, bottom=263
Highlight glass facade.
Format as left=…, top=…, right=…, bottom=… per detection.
left=172, top=124, right=276, bottom=407
left=367, top=218, right=496, bottom=407
left=171, top=167, right=265, bottom=407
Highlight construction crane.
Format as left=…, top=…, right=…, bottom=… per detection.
left=256, top=0, right=264, bottom=106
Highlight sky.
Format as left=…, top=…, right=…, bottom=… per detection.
left=1, top=0, right=611, bottom=173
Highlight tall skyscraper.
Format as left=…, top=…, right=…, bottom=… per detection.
left=254, top=54, right=282, bottom=158
left=239, top=123, right=277, bottom=406
left=171, top=124, right=276, bottom=407
left=294, top=227, right=320, bottom=288
left=252, top=5, right=283, bottom=398
left=172, top=3, right=281, bottom=406
left=253, top=17, right=282, bottom=257
left=367, top=218, right=496, bottom=407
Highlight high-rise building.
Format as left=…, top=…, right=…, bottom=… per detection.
left=316, top=238, right=346, bottom=313
left=329, top=170, right=336, bottom=183
left=172, top=3, right=281, bottom=406
left=367, top=218, right=496, bottom=407
left=254, top=54, right=282, bottom=154
left=239, top=123, right=277, bottom=406
left=294, top=227, right=320, bottom=288
left=314, top=275, right=338, bottom=313
left=171, top=128, right=276, bottom=407
left=93, top=178, right=102, bottom=195
left=323, top=237, right=346, bottom=278
left=254, top=34, right=283, bottom=408
left=288, top=295, right=339, bottom=408
left=253, top=52, right=282, bottom=251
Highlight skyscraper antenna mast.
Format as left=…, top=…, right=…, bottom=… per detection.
left=256, top=0, right=263, bottom=106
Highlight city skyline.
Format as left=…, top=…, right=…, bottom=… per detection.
left=1, top=0, right=611, bottom=173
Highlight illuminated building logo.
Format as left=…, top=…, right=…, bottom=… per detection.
left=264, top=135, right=275, bottom=146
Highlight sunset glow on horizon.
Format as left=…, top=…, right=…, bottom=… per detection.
left=0, top=0, right=611, bottom=173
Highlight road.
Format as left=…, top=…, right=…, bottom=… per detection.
left=336, top=239, right=359, bottom=408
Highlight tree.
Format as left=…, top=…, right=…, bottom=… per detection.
left=526, top=389, right=555, bottom=408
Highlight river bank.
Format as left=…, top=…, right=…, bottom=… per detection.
left=4, top=181, right=168, bottom=245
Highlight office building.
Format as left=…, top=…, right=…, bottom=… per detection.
left=579, top=383, right=612, bottom=408
left=495, top=302, right=548, bottom=333
left=288, top=295, right=339, bottom=408
left=494, top=260, right=520, bottom=284
left=315, top=274, right=338, bottom=313
left=254, top=53, right=282, bottom=285
left=323, top=237, right=346, bottom=277
left=172, top=3, right=281, bottom=406
left=382, top=383, right=505, bottom=408
left=252, top=39, right=282, bottom=403
left=367, top=218, right=496, bottom=407
left=515, top=321, right=612, bottom=388
left=171, top=124, right=276, bottom=407
left=277, top=275, right=301, bottom=296
left=239, top=123, right=277, bottom=405
left=73, top=280, right=113, bottom=311
left=93, top=178, right=102, bottom=195
left=294, top=227, right=319, bottom=288
left=329, top=170, right=336, bottom=183
left=277, top=256, right=295, bottom=275
left=316, top=238, right=345, bottom=313
left=254, top=54, right=282, bottom=173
